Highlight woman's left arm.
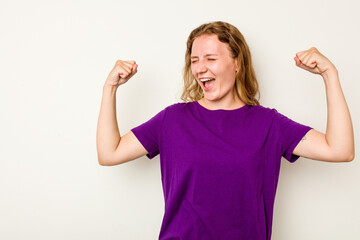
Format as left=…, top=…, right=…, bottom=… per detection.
left=292, top=47, right=354, bottom=162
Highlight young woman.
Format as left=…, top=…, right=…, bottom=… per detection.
left=96, top=21, right=354, bottom=240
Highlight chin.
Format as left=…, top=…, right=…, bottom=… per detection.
left=203, top=92, right=220, bottom=101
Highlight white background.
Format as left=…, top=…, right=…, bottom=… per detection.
left=1, top=0, right=359, bottom=239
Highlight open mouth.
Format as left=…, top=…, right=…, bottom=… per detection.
left=200, top=78, right=216, bottom=90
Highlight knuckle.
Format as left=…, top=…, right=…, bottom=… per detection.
left=115, top=65, right=122, bottom=72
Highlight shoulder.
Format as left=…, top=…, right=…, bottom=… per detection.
left=165, top=101, right=191, bottom=112
left=247, top=104, right=278, bottom=118
left=247, top=105, right=291, bottom=130
left=154, top=102, right=189, bottom=120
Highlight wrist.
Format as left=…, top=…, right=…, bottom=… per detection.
left=103, top=84, right=118, bottom=94
left=321, top=66, right=338, bottom=81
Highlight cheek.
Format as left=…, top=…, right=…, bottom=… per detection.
left=206, top=62, right=219, bottom=74
left=225, top=62, right=237, bottom=79
left=212, top=63, right=235, bottom=81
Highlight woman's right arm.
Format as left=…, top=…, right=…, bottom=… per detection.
left=96, top=60, right=148, bottom=166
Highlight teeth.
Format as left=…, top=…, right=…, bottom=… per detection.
left=200, top=78, right=214, bottom=82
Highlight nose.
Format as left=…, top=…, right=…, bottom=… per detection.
left=195, top=60, right=208, bottom=75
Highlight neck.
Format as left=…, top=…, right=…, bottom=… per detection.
left=199, top=92, right=245, bottom=110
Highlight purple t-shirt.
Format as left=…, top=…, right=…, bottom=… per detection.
left=131, top=101, right=312, bottom=240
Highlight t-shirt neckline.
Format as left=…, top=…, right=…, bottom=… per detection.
left=194, top=100, right=249, bottom=113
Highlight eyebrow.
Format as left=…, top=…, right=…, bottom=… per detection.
left=191, top=54, right=218, bottom=59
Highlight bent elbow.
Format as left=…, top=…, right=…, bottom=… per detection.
left=97, top=155, right=115, bottom=166
left=334, top=151, right=355, bottom=162
left=98, top=159, right=115, bottom=166
left=97, top=153, right=124, bottom=166
left=346, top=152, right=355, bottom=162
left=344, top=147, right=355, bottom=162
left=98, top=157, right=108, bottom=166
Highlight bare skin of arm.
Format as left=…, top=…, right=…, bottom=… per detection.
left=96, top=60, right=148, bottom=166
left=292, top=47, right=354, bottom=162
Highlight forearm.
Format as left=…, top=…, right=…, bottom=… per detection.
left=323, top=69, right=354, bottom=160
left=96, top=85, right=121, bottom=162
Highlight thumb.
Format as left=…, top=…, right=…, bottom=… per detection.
left=132, top=63, right=138, bottom=72
left=126, top=63, right=138, bottom=80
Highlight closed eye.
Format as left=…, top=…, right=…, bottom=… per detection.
left=191, top=58, right=216, bottom=64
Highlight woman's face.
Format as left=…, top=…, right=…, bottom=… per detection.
left=191, top=34, right=238, bottom=102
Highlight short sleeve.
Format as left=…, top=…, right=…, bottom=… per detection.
left=272, top=109, right=313, bottom=163
left=131, top=107, right=168, bottom=159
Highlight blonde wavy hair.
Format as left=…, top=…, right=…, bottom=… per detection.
left=180, top=21, right=260, bottom=105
